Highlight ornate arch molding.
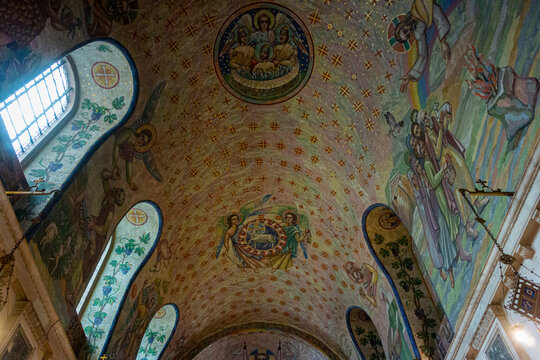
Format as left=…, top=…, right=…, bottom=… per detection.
left=346, top=306, right=386, bottom=360
left=16, top=37, right=139, bottom=239
left=182, top=322, right=344, bottom=360
left=362, top=204, right=449, bottom=359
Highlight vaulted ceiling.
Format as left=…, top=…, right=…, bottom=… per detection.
left=8, top=0, right=540, bottom=359
left=109, top=0, right=411, bottom=356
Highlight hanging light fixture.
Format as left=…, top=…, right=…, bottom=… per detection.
left=460, top=181, right=540, bottom=325
left=0, top=237, right=25, bottom=310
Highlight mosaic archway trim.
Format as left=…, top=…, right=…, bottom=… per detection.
left=362, top=204, right=422, bottom=359
left=346, top=306, right=386, bottom=360
left=80, top=200, right=163, bottom=360
left=136, top=303, right=180, bottom=360
left=22, top=37, right=139, bottom=241
left=213, top=2, right=314, bottom=105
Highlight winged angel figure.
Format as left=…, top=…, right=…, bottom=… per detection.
left=219, top=10, right=307, bottom=78
left=112, top=81, right=166, bottom=191
left=215, top=194, right=272, bottom=270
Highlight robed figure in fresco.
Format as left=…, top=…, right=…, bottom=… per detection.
left=216, top=196, right=313, bottom=272
left=216, top=194, right=272, bottom=270
left=381, top=288, right=414, bottom=360
left=214, top=4, right=312, bottom=104
left=394, top=0, right=452, bottom=92
left=269, top=211, right=311, bottom=271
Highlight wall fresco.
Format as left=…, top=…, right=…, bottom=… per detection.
left=80, top=201, right=161, bottom=359
left=214, top=3, right=313, bottom=104
left=0, top=0, right=87, bottom=100
left=15, top=0, right=540, bottom=358
left=215, top=195, right=313, bottom=271
left=136, top=303, right=178, bottom=360
left=347, top=307, right=385, bottom=360
left=386, top=0, right=540, bottom=333
left=14, top=40, right=136, bottom=232
left=192, top=328, right=329, bottom=360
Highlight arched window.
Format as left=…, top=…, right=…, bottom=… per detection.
left=0, top=58, right=76, bottom=162
left=136, top=304, right=179, bottom=360
left=79, top=201, right=162, bottom=360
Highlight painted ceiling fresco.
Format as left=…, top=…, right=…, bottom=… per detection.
left=193, top=329, right=328, bottom=360
left=2, top=0, right=539, bottom=359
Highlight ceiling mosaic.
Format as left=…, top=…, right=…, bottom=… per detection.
left=4, top=0, right=539, bottom=359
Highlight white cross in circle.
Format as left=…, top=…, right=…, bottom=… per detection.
left=95, top=64, right=116, bottom=85
left=127, top=209, right=146, bottom=224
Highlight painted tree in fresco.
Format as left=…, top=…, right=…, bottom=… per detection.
left=354, top=326, right=385, bottom=360
left=138, top=326, right=168, bottom=359
left=83, top=232, right=151, bottom=356
left=374, top=233, right=438, bottom=358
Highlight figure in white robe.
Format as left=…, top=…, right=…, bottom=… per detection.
left=395, top=0, right=452, bottom=92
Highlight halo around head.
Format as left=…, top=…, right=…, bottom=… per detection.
left=255, top=41, right=274, bottom=62
left=281, top=209, right=298, bottom=224
left=275, top=23, right=293, bottom=43
left=134, top=124, right=157, bottom=153
left=234, top=26, right=251, bottom=43
left=226, top=212, right=242, bottom=227
left=253, top=9, right=275, bottom=30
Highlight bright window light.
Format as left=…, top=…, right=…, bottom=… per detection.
left=0, top=60, right=72, bottom=156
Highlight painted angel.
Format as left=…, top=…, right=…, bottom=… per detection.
left=273, top=13, right=308, bottom=67
left=268, top=209, right=311, bottom=271
left=215, top=194, right=272, bottom=270
left=219, top=14, right=256, bottom=72
left=112, top=81, right=165, bottom=191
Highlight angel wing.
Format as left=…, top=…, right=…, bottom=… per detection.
left=276, top=13, right=308, bottom=55
left=138, top=150, right=162, bottom=182
left=384, top=111, right=396, bottom=127
left=219, top=14, right=253, bottom=57
left=215, top=215, right=229, bottom=259
left=238, top=193, right=272, bottom=221
left=130, top=81, right=166, bottom=131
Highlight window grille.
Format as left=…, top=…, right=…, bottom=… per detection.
left=0, top=60, right=72, bottom=156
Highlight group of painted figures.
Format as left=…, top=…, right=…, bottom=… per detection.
left=220, top=9, right=307, bottom=81
left=405, top=102, right=488, bottom=287
left=216, top=195, right=312, bottom=271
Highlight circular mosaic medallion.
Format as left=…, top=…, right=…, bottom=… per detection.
left=387, top=14, right=415, bottom=53
left=91, top=61, right=120, bottom=89
left=237, top=218, right=287, bottom=257
left=126, top=208, right=148, bottom=226
left=155, top=307, right=167, bottom=318
left=378, top=210, right=401, bottom=230
left=214, top=2, right=314, bottom=105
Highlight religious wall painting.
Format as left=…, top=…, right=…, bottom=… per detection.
left=80, top=201, right=161, bottom=360
left=104, top=277, right=169, bottom=359
left=0, top=325, right=32, bottom=360
left=344, top=262, right=378, bottom=307
left=214, top=2, right=314, bottom=105
left=112, top=81, right=165, bottom=191
left=14, top=40, right=136, bottom=235
left=84, top=0, right=139, bottom=37
left=387, top=86, right=536, bottom=330
left=465, top=46, right=540, bottom=141
left=136, top=304, right=179, bottom=360
left=389, top=1, right=452, bottom=93
left=347, top=307, right=386, bottom=360
left=0, top=0, right=84, bottom=99
left=364, top=205, right=448, bottom=360
left=216, top=194, right=312, bottom=271
left=379, top=288, right=414, bottom=360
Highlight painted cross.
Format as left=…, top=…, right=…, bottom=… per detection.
left=126, top=208, right=148, bottom=225
left=91, top=62, right=120, bottom=89
left=96, top=65, right=115, bottom=85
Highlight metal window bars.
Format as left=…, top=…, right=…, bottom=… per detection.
left=0, top=60, right=73, bottom=156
